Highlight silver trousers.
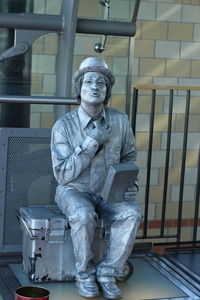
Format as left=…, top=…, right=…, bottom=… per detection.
left=55, top=186, right=142, bottom=280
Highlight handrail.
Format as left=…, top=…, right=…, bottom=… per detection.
left=134, top=85, right=200, bottom=91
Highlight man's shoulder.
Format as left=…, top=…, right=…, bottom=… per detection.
left=52, top=108, right=78, bottom=130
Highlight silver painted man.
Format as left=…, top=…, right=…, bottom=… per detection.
left=51, top=57, right=142, bottom=299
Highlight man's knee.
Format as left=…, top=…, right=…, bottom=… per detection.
left=68, top=209, right=98, bottom=226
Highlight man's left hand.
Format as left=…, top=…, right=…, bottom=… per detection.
left=124, top=184, right=139, bottom=201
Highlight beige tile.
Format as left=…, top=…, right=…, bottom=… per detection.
left=166, top=59, right=190, bottom=77
left=41, top=112, right=55, bottom=128
left=159, top=167, right=181, bottom=185
left=191, top=61, right=200, bottom=77
left=134, top=39, right=155, bottom=58
left=149, top=186, right=164, bottom=203
left=142, top=21, right=168, bottom=40
left=135, top=20, right=142, bottom=39
left=132, top=76, right=153, bottom=88
left=136, top=132, right=161, bottom=150
left=189, top=114, right=200, bottom=131
left=110, top=95, right=126, bottom=112
left=173, top=150, right=199, bottom=168
left=106, top=37, right=129, bottom=56
left=190, top=97, right=200, bottom=113
left=31, top=74, right=43, bottom=94
left=154, top=114, right=176, bottom=132
left=137, top=95, right=163, bottom=113
left=140, top=59, right=165, bottom=76
left=32, top=36, right=45, bottom=54
left=78, top=0, right=101, bottom=18
left=44, top=34, right=58, bottom=55
left=168, top=23, right=193, bottom=41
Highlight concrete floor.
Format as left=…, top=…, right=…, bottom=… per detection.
left=10, top=256, right=189, bottom=300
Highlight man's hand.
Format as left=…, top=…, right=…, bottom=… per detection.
left=87, top=119, right=112, bottom=146
left=124, top=184, right=139, bottom=201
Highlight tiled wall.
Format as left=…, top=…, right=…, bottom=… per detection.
left=31, top=0, right=200, bottom=242
left=133, top=0, right=200, bottom=242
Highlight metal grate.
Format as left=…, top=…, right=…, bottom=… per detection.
left=3, top=135, right=57, bottom=246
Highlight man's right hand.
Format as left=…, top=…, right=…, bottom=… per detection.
left=87, top=119, right=112, bottom=146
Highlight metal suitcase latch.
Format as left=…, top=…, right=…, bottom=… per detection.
left=46, top=217, right=67, bottom=243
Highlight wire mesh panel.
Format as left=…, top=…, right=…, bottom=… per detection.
left=0, top=128, right=57, bottom=252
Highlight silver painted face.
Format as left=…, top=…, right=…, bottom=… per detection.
left=80, top=72, right=107, bottom=106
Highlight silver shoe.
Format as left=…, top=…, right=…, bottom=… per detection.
left=76, top=278, right=100, bottom=298
left=98, top=277, right=122, bottom=299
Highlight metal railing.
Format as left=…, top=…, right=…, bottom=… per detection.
left=132, top=85, right=200, bottom=246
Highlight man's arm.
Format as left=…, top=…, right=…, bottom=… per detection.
left=51, top=121, right=98, bottom=185
left=120, top=116, right=139, bottom=199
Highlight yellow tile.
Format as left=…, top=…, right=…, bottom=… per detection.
left=134, top=39, right=155, bottom=58
left=166, top=59, right=190, bottom=77
left=168, top=23, right=193, bottom=41
left=142, top=21, right=168, bottom=40
left=140, top=59, right=165, bottom=76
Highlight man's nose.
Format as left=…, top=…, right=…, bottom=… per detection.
left=91, top=82, right=98, bottom=89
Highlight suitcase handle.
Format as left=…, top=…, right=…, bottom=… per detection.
left=20, top=217, right=37, bottom=239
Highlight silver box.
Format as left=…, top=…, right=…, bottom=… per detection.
left=20, top=205, right=106, bottom=283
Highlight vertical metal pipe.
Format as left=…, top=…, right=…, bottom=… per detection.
left=131, top=87, right=138, bottom=136
left=55, top=0, right=79, bottom=119
left=176, top=90, right=191, bottom=243
left=126, top=37, right=135, bottom=118
left=192, top=145, right=200, bottom=244
left=143, top=89, right=156, bottom=237
left=160, top=90, right=173, bottom=237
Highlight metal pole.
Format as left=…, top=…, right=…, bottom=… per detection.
left=143, top=89, right=156, bottom=238
left=177, top=90, right=191, bottom=243
left=0, top=95, right=78, bottom=105
left=0, top=12, right=137, bottom=37
left=55, top=0, right=79, bottom=120
left=160, top=90, right=173, bottom=237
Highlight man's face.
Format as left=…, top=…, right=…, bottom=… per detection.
left=80, top=72, right=107, bottom=106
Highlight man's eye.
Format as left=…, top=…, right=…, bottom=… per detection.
left=84, top=80, right=92, bottom=84
left=97, top=81, right=106, bottom=85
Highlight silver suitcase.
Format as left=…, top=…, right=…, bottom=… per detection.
left=19, top=205, right=106, bottom=283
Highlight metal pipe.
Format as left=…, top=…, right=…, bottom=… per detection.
left=77, top=18, right=136, bottom=36
left=131, top=87, right=138, bottom=136
left=192, top=145, right=200, bottom=244
left=160, top=90, right=173, bottom=237
left=0, top=12, right=62, bottom=32
left=0, top=95, right=79, bottom=105
left=143, top=89, right=156, bottom=237
left=0, top=12, right=137, bottom=37
left=177, top=90, right=191, bottom=243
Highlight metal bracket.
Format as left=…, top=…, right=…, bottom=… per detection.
left=0, top=29, right=50, bottom=62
